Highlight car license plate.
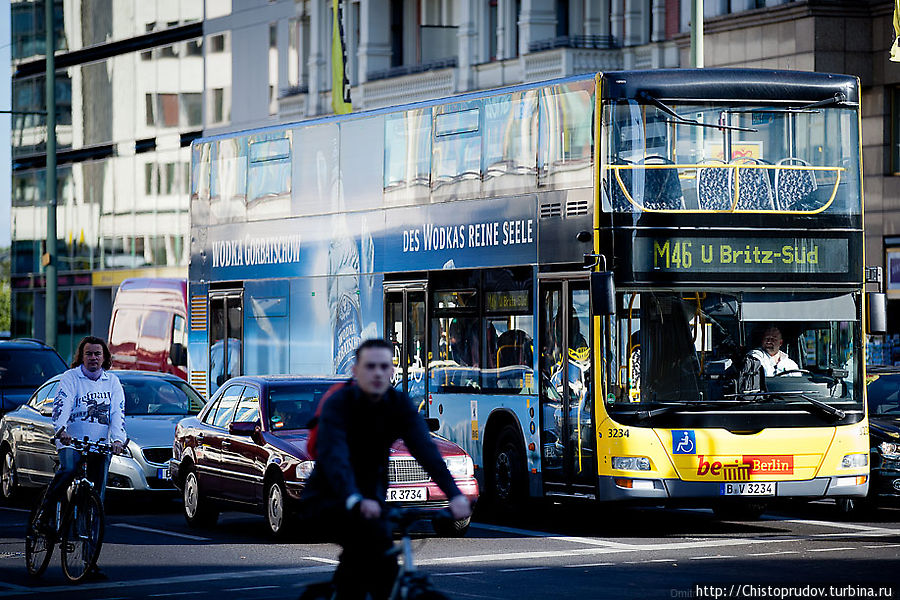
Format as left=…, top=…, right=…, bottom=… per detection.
left=386, top=487, right=427, bottom=502
left=720, top=482, right=775, bottom=496
left=157, top=467, right=171, bottom=481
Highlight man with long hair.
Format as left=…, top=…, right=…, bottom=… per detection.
left=35, top=336, right=126, bottom=537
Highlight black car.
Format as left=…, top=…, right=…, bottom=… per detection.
left=0, top=339, right=67, bottom=414
left=862, top=367, right=900, bottom=509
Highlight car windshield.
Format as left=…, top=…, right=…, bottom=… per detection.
left=0, top=349, right=66, bottom=388
left=122, top=378, right=205, bottom=415
left=866, top=373, right=900, bottom=417
left=268, top=382, right=339, bottom=431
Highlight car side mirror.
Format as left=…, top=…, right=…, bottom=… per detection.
left=229, top=421, right=261, bottom=437
left=170, top=342, right=187, bottom=367
left=40, top=405, right=53, bottom=417
left=425, top=418, right=440, bottom=433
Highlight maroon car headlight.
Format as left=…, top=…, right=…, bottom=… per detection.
left=295, top=461, right=315, bottom=480
left=444, top=455, right=474, bottom=479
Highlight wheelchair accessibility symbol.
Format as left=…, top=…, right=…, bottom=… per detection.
left=672, top=430, right=696, bottom=455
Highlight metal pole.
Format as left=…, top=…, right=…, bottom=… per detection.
left=44, top=0, right=57, bottom=349
left=691, top=0, right=704, bottom=68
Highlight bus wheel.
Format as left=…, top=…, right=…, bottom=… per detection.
left=488, top=426, right=526, bottom=509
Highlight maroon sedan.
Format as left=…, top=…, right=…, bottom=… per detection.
left=171, top=375, right=479, bottom=537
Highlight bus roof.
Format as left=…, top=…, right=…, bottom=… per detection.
left=193, top=68, right=858, bottom=148
left=601, top=68, right=859, bottom=104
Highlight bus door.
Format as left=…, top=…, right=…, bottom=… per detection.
left=539, top=277, right=596, bottom=491
left=208, top=289, right=243, bottom=396
left=384, top=284, right=427, bottom=413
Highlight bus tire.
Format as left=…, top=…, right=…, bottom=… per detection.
left=487, top=426, right=526, bottom=510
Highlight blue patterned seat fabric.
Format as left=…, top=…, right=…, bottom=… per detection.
left=641, top=157, right=685, bottom=210
left=775, top=158, right=818, bottom=211
left=697, top=161, right=733, bottom=210
left=734, top=159, right=774, bottom=211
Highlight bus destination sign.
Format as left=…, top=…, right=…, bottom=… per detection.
left=633, top=236, right=849, bottom=275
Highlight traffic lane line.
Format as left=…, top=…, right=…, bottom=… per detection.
left=110, top=523, right=211, bottom=542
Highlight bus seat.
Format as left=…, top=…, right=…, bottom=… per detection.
left=697, top=160, right=733, bottom=210
left=733, top=158, right=774, bottom=211
left=775, top=157, right=818, bottom=211
left=640, top=156, right=684, bottom=210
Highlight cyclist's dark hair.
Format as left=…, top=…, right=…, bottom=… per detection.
left=355, top=338, right=393, bottom=361
left=72, top=336, right=112, bottom=370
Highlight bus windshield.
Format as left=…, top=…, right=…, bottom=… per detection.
left=610, top=291, right=860, bottom=411
left=602, top=101, right=860, bottom=216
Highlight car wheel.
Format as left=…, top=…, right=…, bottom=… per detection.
left=487, top=426, right=526, bottom=510
left=1, top=448, right=18, bottom=503
left=432, top=515, right=470, bottom=538
left=265, top=478, right=288, bottom=538
left=183, top=468, right=218, bottom=528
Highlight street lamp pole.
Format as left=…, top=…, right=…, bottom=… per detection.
left=690, top=0, right=704, bottom=68
left=44, top=0, right=58, bottom=349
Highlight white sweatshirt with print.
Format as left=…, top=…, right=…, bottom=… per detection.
left=52, top=367, right=127, bottom=449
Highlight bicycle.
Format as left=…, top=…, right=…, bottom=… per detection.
left=299, top=507, right=453, bottom=600
left=24, top=438, right=111, bottom=582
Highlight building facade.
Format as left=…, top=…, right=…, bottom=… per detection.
left=10, top=0, right=898, bottom=361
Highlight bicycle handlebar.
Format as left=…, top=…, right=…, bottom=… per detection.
left=385, top=507, right=454, bottom=531
left=61, top=437, right=115, bottom=455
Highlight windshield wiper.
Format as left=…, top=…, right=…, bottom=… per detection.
left=726, top=391, right=846, bottom=420
left=613, top=401, right=743, bottom=421
left=637, top=91, right=758, bottom=133
left=721, top=93, right=851, bottom=116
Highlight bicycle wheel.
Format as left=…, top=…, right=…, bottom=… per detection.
left=61, top=489, right=104, bottom=582
left=24, top=490, right=54, bottom=578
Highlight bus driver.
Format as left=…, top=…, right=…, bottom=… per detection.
left=749, top=325, right=800, bottom=377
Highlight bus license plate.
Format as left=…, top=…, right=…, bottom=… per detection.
left=157, top=467, right=171, bottom=481
left=387, top=488, right=426, bottom=502
left=720, top=482, right=774, bottom=496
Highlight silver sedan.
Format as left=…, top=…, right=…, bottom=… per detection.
left=1, top=370, right=205, bottom=501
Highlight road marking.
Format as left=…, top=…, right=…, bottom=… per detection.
left=645, top=559, right=677, bottom=563
left=110, top=523, right=211, bottom=541
left=565, top=562, right=614, bottom=568
left=764, top=517, right=899, bottom=535
left=148, top=592, right=206, bottom=597
left=865, top=543, right=900, bottom=549
left=434, top=571, right=483, bottom=577
left=808, top=547, right=856, bottom=552
left=470, top=522, right=636, bottom=549
left=498, top=566, right=548, bottom=573
left=224, top=586, right=280, bottom=592
left=689, top=555, right=736, bottom=560
left=303, top=556, right=339, bottom=565
left=0, top=507, right=29, bottom=513
left=747, top=551, right=797, bottom=557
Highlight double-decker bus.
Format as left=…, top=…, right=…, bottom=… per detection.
left=187, top=69, right=872, bottom=514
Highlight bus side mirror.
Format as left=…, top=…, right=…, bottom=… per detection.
left=590, top=271, right=616, bottom=316
left=867, top=292, right=887, bottom=334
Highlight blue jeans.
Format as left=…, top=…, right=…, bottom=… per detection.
left=43, top=447, right=112, bottom=511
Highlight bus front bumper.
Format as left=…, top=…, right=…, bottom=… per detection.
left=597, top=475, right=868, bottom=501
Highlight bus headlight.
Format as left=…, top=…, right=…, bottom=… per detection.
left=840, top=453, right=868, bottom=469
left=295, top=461, right=315, bottom=480
left=611, top=456, right=651, bottom=471
left=445, top=455, right=474, bottom=478
left=880, top=442, right=900, bottom=461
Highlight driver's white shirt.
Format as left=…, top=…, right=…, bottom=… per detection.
left=749, top=349, right=800, bottom=377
